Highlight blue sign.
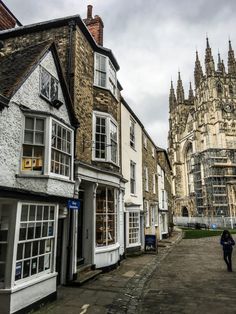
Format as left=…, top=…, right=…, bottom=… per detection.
left=211, top=224, right=217, bottom=229
left=67, top=199, right=80, bottom=210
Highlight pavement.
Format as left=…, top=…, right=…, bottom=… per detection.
left=36, top=230, right=236, bottom=314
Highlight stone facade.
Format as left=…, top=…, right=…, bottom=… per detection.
left=169, top=38, right=236, bottom=218
left=142, top=131, right=159, bottom=238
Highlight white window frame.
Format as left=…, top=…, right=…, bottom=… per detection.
left=145, top=166, right=149, bottom=192
left=130, top=118, right=136, bottom=149
left=144, top=200, right=150, bottom=228
left=93, top=111, right=119, bottom=165
left=21, top=115, right=74, bottom=180
left=152, top=146, right=155, bottom=158
left=94, top=53, right=117, bottom=97
left=13, top=202, right=58, bottom=285
left=153, top=173, right=156, bottom=194
left=130, top=161, right=136, bottom=195
left=127, top=211, right=140, bottom=248
left=143, top=135, right=147, bottom=149
left=40, top=66, right=59, bottom=103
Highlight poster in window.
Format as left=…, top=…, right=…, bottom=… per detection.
left=15, top=262, right=22, bottom=280
left=23, top=158, right=32, bottom=169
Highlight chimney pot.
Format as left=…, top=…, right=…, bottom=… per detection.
left=87, top=5, right=93, bottom=19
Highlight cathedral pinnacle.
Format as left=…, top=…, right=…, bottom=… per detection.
left=194, top=50, right=203, bottom=88
left=188, top=82, right=194, bottom=103
left=228, top=40, right=236, bottom=76
left=205, top=37, right=215, bottom=76
left=176, top=72, right=185, bottom=104
left=217, top=52, right=225, bottom=74
left=169, top=80, right=177, bottom=110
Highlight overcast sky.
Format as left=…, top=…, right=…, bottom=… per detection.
left=5, top=0, right=236, bottom=148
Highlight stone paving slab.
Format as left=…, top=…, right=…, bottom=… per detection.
left=138, top=235, right=236, bottom=314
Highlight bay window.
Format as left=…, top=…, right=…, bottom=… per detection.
left=94, top=53, right=117, bottom=97
left=15, top=203, right=56, bottom=282
left=93, top=112, right=119, bottom=165
left=21, top=115, right=73, bottom=179
left=96, top=187, right=117, bottom=247
left=0, top=205, right=10, bottom=288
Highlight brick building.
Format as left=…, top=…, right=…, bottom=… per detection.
left=0, top=0, right=22, bottom=30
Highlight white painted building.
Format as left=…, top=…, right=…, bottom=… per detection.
left=157, top=164, right=169, bottom=239
left=121, top=98, right=143, bottom=252
left=0, top=42, right=78, bottom=314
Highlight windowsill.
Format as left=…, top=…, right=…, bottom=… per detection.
left=95, top=242, right=120, bottom=254
left=130, top=145, right=136, bottom=152
left=16, top=173, right=75, bottom=184
left=0, top=272, right=57, bottom=293
left=130, top=193, right=137, bottom=198
left=92, top=158, right=120, bottom=168
left=127, top=242, right=141, bottom=248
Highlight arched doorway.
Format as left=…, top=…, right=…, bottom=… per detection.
left=182, top=206, right=189, bottom=217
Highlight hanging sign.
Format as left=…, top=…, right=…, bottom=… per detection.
left=67, top=199, right=81, bottom=210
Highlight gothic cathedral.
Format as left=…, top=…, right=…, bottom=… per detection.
left=168, top=38, right=236, bottom=218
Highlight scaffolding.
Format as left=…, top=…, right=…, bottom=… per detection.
left=193, top=149, right=236, bottom=217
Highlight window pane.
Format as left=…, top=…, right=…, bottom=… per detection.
left=24, top=243, right=31, bottom=258
left=41, top=68, right=50, bottom=99
left=31, top=258, right=37, bottom=275
left=36, top=119, right=44, bottom=131
left=24, top=131, right=33, bottom=143
left=23, top=260, right=30, bottom=278
left=17, top=243, right=24, bottom=260
left=21, top=205, right=28, bottom=221
left=19, top=225, right=27, bottom=241
left=25, top=117, right=34, bottom=130
left=51, top=77, right=58, bottom=101
left=29, top=205, right=36, bottom=221
left=32, top=241, right=39, bottom=256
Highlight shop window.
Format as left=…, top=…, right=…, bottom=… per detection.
left=40, top=66, right=58, bottom=102
left=0, top=205, right=10, bottom=287
left=15, top=203, right=56, bottom=282
left=96, top=187, right=117, bottom=247
left=128, top=212, right=140, bottom=245
left=93, top=112, right=118, bottom=165
left=51, top=120, right=72, bottom=177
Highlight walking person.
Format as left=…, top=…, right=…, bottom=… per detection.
left=220, top=230, right=235, bottom=272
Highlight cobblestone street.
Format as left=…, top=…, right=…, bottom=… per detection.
left=36, top=232, right=236, bottom=314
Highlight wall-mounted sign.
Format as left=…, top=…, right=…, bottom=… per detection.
left=145, top=235, right=157, bottom=253
left=67, top=199, right=80, bottom=210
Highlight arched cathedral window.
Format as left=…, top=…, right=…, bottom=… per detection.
left=185, top=143, right=194, bottom=195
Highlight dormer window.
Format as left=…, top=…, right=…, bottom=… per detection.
left=40, top=67, right=59, bottom=102
left=94, top=53, right=117, bottom=97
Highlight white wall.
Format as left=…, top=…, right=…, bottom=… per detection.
left=121, top=104, right=143, bottom=207
left=0, top=51, right=74, bottom=198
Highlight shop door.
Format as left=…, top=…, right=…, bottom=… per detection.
left=56, top=219, right=64, bottom=285
left=77, top=192, right=84, bottom=264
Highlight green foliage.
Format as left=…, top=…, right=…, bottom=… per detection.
left=182, top=229, right=236, bottom=239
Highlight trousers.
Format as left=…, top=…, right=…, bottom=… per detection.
left=223, top=250, right=232, bottom=271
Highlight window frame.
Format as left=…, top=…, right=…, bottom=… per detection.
left=127, top=211, right=140, bottom=247
left=40, top=66, right=59, bottom=103
left=13, top=202, right=58, bottom=285
left=93, top=111, right=119, bottom=166
left=130, top=161, right=136, bottom=195
left=21, top=115, right=74, bottom=180
left=94, top=53, right=117, bottom=97
left=130, top=118, right=136, bottom=149
left=145, top=166, right=149, bottom=192
left=144, top=200, right=150, bottom=228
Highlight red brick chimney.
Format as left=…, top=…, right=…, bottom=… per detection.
left=83, top=5, right=104, bottom=46
left=0, top=0, right=22, bottom=30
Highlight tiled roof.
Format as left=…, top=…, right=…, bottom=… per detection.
left=0, top=41, right=52, bottom=98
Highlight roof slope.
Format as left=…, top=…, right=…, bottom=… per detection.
left=0, top=41, right=51, bottom=98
